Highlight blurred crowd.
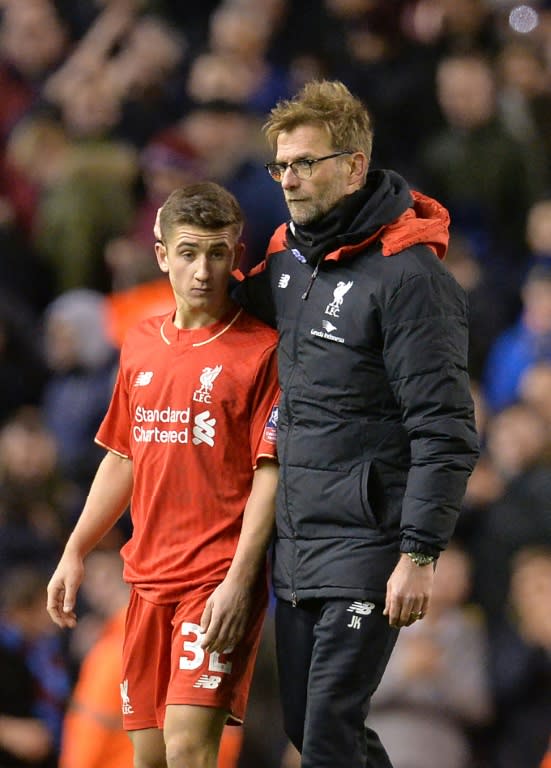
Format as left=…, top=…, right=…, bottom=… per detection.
left=1, top=0, right=551, bottom=766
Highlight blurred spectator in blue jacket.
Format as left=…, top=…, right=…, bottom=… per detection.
left=482, top=264, right=551, bottom=413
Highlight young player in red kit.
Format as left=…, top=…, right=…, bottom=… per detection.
left=46, top=182, right=280, bottom=768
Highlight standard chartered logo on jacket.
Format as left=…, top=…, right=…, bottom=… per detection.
left=131, top=365, right=222, bottom=447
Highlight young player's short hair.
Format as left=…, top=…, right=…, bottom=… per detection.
left=159, top=182, right=244, bottom=243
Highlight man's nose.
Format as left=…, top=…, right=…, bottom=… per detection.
left=194, top=256, right=210, bottom=279
left=281, top=165, right=300, bottom=188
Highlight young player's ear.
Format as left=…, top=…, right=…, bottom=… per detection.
left=155, top=240, right=169, bottom=273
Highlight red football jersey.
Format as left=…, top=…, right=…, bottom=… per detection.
left=96, top=306, right=280, bottom=603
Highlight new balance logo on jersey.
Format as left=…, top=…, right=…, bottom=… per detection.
left=134, top=371, right=153, bottom=387
left=120, top=679, right=134, bottom=714
left=192, top=411, right=216, bottom=446
left=346, top=601, right=375, bottom=630
left=193, top=674, right=222, bottom=689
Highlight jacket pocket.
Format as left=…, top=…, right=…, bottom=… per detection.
left=360, top=460, right=380, bottom=528
left=288, top=463, right=380, bottom=533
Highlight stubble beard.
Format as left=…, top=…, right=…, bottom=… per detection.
left=286, top=199, right=325, bottom=226
left=286, top=184, right=344, bottom=226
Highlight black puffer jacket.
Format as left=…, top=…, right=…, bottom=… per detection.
left=235, top=170, right=479, bottom=604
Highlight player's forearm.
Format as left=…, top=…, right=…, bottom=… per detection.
left=226, top=459, right=278, bottom=586
left=63, top=451, right=133, bottom=558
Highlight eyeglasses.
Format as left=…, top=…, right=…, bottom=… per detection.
left=265, top=151, right=353, bottom=182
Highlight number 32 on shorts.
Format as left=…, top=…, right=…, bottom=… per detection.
left=179, top=621, right=234, bottom=673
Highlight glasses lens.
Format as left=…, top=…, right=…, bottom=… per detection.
left=266, top=163, right=282, bottom=181
left=292, top=160, right=313, bottom=180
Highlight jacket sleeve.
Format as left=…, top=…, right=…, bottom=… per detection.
left=232, top=264, right=278, bottom=329
left=381, top=260, right=479, bottom=555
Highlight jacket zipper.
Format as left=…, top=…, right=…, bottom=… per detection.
left=301, top=253, right=324, bottom=300
left=282, top=263, right=315, bottom=606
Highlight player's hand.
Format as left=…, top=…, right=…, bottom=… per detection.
left=383, top=554, right=434, bottom=628
left=199, top=577, right=251, bottom=654
left=46, top=551, right=85, bottom=628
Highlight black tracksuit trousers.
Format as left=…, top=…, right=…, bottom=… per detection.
left=275, top=597, right=399, bottom=768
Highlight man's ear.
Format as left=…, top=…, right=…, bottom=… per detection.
left=155, top=240, right=169, bottom=273
left=347, top=151, right=368, bottom=190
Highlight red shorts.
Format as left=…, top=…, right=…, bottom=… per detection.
left=120, top=584, right=267, bottom=731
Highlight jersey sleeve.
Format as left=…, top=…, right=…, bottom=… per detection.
left=249, top=343, right=280, bottom=468
left=95, top=365, right=132, bottom=458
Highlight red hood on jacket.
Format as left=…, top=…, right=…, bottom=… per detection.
left=380, top=190, right=449, bottom=260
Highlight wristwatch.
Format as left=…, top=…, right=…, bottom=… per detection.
left=406, top=552, right=436, bottom=567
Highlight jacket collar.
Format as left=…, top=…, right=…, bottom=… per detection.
left=269, top=169, right=449, bottom=264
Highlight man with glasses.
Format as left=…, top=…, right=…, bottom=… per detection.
left=234, top=80, right=479, bottom=767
